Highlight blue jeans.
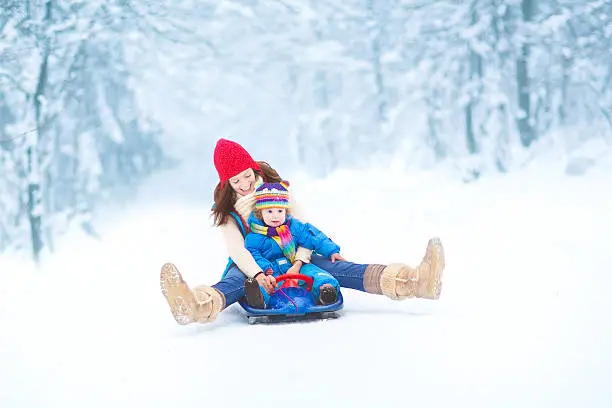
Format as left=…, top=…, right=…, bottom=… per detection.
left=309, top=254, right=366, bottom=292
left=212, top=264, right=247, bottom=307
left=212, top=255, right=368, bottom=308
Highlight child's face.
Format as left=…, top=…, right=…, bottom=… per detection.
left=261, top=208, right=287, bottom=227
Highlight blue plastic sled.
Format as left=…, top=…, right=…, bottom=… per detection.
left=239, top=273, right=343, bottom=325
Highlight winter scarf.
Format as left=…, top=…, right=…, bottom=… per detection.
left=250, top=220, right=296, bottom=263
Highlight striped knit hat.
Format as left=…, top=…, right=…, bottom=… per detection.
left=254, top=181, right=291, bottom=211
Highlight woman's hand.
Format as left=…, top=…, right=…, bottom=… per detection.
left=255, top=270, right=277, bottom=294
left=287, top=260, right=303, bottom=275
left=330, top=253, right=345, bottom=263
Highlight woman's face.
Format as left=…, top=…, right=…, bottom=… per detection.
left=229, top=168, right=256, bottom=197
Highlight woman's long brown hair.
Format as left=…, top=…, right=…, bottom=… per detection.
left=212, top=161, right=282, bottom=226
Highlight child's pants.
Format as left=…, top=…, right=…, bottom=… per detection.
left=260, top=263, right=339, bottom=306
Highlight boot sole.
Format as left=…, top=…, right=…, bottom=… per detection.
left=425, top=237, right=445, bottom=299
left=160, top=263, right=197, bottom=325
left=244, top=278, right=266, bottom=309
left=319, top=285, right=338, bottom=304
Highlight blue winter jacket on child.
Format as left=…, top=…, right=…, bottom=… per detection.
left=244, top=213, right=340, bottom=276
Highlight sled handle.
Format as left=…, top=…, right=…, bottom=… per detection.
left=274, top=273, right=314, bottom=291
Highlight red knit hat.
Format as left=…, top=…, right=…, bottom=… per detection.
left=213, top=138, right=261, bottom=188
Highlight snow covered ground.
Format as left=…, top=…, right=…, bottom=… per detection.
left=1, top=153, right=611, bottom=408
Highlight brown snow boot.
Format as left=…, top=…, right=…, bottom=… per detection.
left=160, top=263, right=225, bottom=325
left=364, top=237, right=445, bottom=300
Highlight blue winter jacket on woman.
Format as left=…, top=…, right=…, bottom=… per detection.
left=244, top=213, right=340, bottom=276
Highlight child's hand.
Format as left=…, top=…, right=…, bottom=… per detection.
left=330, top=253, right=345, bottom=263
left=256, top=273, right=277, bottom=294
left=287, top=260, right=303, bottom=275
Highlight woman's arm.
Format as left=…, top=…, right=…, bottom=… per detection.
left=220, top=221, right=263, bottom=278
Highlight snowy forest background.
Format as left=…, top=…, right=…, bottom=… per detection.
left=1, top=0, right=611, bottom=261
